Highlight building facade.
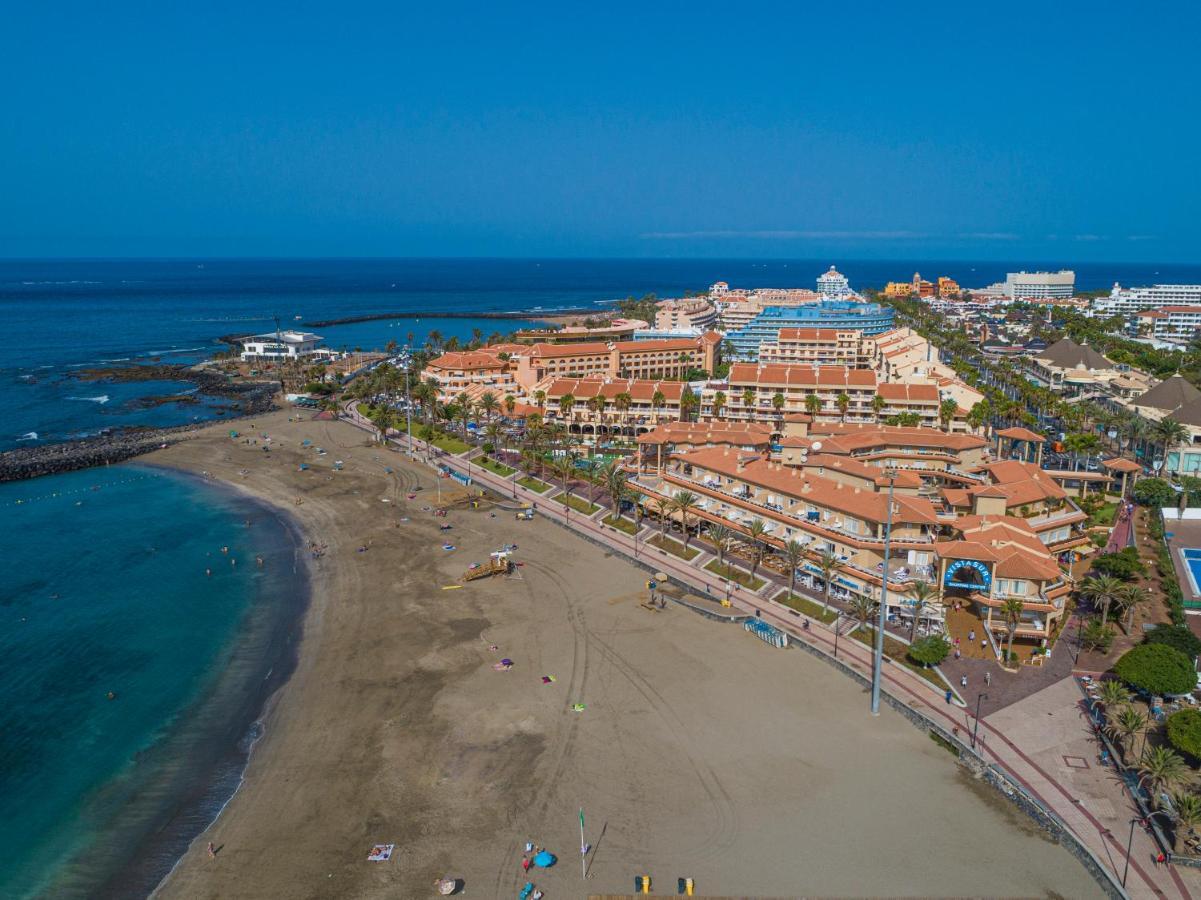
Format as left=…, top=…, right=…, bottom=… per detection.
left=1004, top=270, right=1076, bottom=300
left=724, top=300, right=895, bottom=359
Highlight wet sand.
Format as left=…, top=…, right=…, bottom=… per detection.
left=150, top=410, right=1099, bottom=898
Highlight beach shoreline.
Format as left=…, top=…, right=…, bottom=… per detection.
left=140, top=409, right=1099, bottom=900
left=19, top=465, right=311, bottom=900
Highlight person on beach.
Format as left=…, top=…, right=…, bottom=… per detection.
left=968, top=629, right=975, bottom=642
left=960, top=675, right=968, bottom=688
left=985, top=671, right=991, bottom=687
left=207, top=842, right=216, bottom=859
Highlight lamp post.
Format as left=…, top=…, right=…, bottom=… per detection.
left=1124, top=811, right=1172, bottom=888
left=871, top=469, right=898, bottom=716
left=971, top=692, right=989, bottom=750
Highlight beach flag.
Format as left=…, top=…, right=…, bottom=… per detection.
left=579, top=808, right=585, bottom=830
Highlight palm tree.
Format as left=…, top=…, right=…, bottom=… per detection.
left=847, top=593, right=878, bottom=640
left=1115, top=584, right=1151, bottom=634
left=589, top=394, right=607, bottom=431
left=771, top=392, right=786, bottom=422
left=907, top=580, right=937, bottom=643
left=652, top=496, right=674, bottom=540
left=602, top=461, right=627, bottom=520
left=804, top=393, right=822, bottom=419
left=870, top=394, right=886, bottom=421
left=707, top=523, right=732, bottom=569
left=673, top=491, right=700, bottom=553
left=1154, top=418, right=1189, bottom=474
left=1138, top=746, right=1193, bottom=804
left=455, top=397, right=473, bottom=442
left=478, top=391, right=499, bottom=422
left=1171, top=792, right=1201, bottom=843
left=1081, top=574, right=1125, bottom=626
left=712, top=390, right=727, bottom=420
left=816, top=549, right=839, bottom=612
left=1002, top=597, right=1024, bottom=665
left=1106, top=706, right=1149, bottom=764
left=534, top=389, right=546, bottom=410
left=559, top=394, right=576, bottom=424
left=745, top=518, right=769, bottom=582
left=680, top=388, right=698, bottom=423
left=835, top=392, right=850, bottom=422
left=939, top=398, right=959, bottom=432
left=503, top=393, right=517, bottom=418
left=613, top=392, right=633, bottom=431
left=651, top=389, right=666, bottom=420
left=369, top=406, right=395, bottom=444
left=741, top=388, right=755, bottom=416
left=783, top=539, right=805, bottom=601
left=1096, top=678, right=1133, bottom=710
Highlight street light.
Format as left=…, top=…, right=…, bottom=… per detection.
left=871, top=469, right=898, bottom=716
left=1124, top=811, right=1172, bottom=888
left=971, top=692, right=989, bottom=749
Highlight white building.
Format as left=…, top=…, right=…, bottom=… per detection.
left=1093, top=282, right=1201, bottom=317
left=816, top=265, right=852, bottom=298
left=1004, top=270, right=1075, bottom=300
left=239, top=330, right=327, bottom=361
left=1137, top=306, right=1201, bottom=339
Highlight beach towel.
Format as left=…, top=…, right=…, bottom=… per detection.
left=532, top=850, right=557, bottom=867
left=367, top=844, right=394, bottom=862
left=442, top=544, right=455, bottom=551
left=519, top=882, right=535, bottom=900
left=501, top=658, right=513, bottom=666
left=492, top=662, right=513, bottom=671
left=541, top=675, right=556, bottom=684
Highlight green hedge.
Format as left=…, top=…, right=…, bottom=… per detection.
left=1167, top=708, right=1201, bottom=761
left=1113, top=643, right=1198, bottom=696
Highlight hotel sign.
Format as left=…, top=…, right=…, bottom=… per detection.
left=944, top=558, right=992, bottom=590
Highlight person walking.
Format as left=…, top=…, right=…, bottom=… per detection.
left=207, top=842, right=216, bottom=859
left=960, top=675, right=968, bottom=689
left=984, top=670, right=991, bottom=687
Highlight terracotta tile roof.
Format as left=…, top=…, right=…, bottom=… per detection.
left=541, top=377, right=685, bottom=403
left=426, top=350, right=508, bottom=371
left=808, top=425, right=988, bottom=454
left=727, top=363, right=877, bottom=389
left=524, top=341, right=613, bottom=359
left=875, top=383, right=940, bottom=402
left=1101, top=457, right=1142, bottom=473
left=995, top=426, right=1045, bottom=442
left=934, top=540, right=1000, bottom=562
left=994, top=548, right=1061, bottom=581
left=803, top=454, right=924, bottom=489
left=610, top=338, right=706, bottom=353
left=636, top=421, right=773, bottom=446
left=674, top=447, right=940, bottom=526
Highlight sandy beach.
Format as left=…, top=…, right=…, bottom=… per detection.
left=149, top=409, right=1099, bottom=899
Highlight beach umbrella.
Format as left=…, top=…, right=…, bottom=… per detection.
left=532, top=850, right=556, bottom=868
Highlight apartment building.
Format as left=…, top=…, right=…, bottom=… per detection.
left=1136, top=306, right=1201, bottom=339
left=1093, top=282, right=1201, bottom=317
left=420, top=348, right=520, bottom=400
left=1004, top=270, right=1076, bottom=300
left=654, top=298, right=719, bottom=331
left=708, top=363, right=879, bottom=423
left=511, top=334, right=720, bottom=389
left=757, top=328, right=869, bottom=366
left=512, top=317, right=647, bottom=344
left=533, top=376, right=687, bottom=436
left=1125, top=376, right=1201, bottom=476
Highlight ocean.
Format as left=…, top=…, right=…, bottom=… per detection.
left=2, top=256, right=1200, bottom=899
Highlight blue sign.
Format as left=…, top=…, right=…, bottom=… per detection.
left=944, top=558, right=992, bottom=590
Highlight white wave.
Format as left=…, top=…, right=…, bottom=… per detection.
left=67, top=395, right=110, bottom=404
left=19, top=280, right=102, bottom=285
left=140, top=346, right=207, bottom=356
left=17, top=432, right=38, bottom=441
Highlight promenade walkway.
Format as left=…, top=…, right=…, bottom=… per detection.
left=342, top=408, right=1193, bottom=899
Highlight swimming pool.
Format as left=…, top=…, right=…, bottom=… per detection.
left=1180, top=548, right=1201, bottom=597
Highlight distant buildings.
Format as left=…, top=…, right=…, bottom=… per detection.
left=1135, top=306, right=1201, bottom=339
left=239, top=330, right=328, bottom=361
left=653, top=297, right=719, bottom=332
left=512, top=318, right=647, bottom=344
left=816, top=266, right=853, bottom=298
left=724, top=300, right=894, bottom=359
left=883, top=272, right=958, bottom=299
left=1095, top=283, right=1201, bottom=317
left=1003, top=270, right=1075, bottom=300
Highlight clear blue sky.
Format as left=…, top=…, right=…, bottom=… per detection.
left=2, top=1, right=1198, bottom=261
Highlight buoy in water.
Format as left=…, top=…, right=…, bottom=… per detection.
left=106, top=691, right=116, bottom=701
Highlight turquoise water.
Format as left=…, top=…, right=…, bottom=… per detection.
left=0, top=465, right=305, bottom=899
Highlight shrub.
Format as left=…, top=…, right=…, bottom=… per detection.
left=1133, top=477, right=1175, bottom=508
left=481, top=442, right=495, bottom=454
left=1145, top=625, right=1201, bottom=660
left=1167, top=709, right=1201, bottom=761
left=1114, top=644, right=1199, bottom=696
left=907, top=635, right=951, bottom=667
left=1091, top=547, right=1145, bottom=581
left=1081, top=618, right=1116, bottom=654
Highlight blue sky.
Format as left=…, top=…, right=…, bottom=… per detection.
left=2, top=1, right=1198, bottom=260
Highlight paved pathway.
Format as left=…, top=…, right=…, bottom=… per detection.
left=343, top=409, right=1193, bottom=899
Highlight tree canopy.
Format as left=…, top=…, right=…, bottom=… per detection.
left=1114, top=644, right=1199, bottom=696
left=1167, top=709, right=1201, bottom=761
left=1133, top=477, right=1175, bottom=508
left=1145, top=625, right=1201, bottom=661
left=907, top=635, right=950, bottom=667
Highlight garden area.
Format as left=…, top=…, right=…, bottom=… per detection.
left=704, top=559, right=765, bottom=590
left=1089, top=633, right=1201, bottom=854
left=774, top=591, right=838, bottom=625
left=554, top=494, right=601, bottom=515
left=419, top=426, right=471, bottom=455
left=601, top=513, right=638, bottom=534
left=516, top=475, right=552, bottom=493
left=474, top=455, right=516, bottom=477
left=646, top=534, right=700, bottom=561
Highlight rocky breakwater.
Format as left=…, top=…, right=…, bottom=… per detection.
left=1, top=365, right=280, bottom=483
